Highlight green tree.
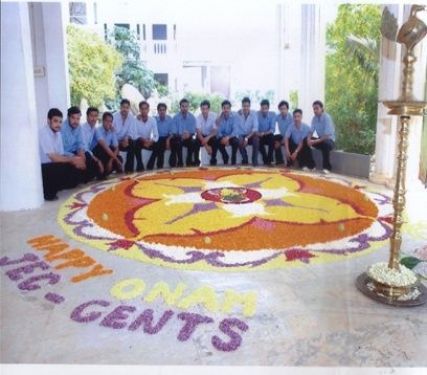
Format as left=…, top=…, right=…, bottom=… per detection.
left=67, top=25, right=122, bottom=107
left=325, top=4, right=381, bottom=155
left=108, top=27, right=167, bottom=100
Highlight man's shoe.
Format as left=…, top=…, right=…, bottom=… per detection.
left=322, top=169, right=330, bottom=174
left=302, top=166, right=309, bottom=172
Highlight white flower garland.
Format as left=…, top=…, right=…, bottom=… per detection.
left=367, top=262, right=417, bottom=286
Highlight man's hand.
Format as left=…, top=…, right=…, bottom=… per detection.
left=72, top=156, right=86, bottom=170
left=182, top=132, right=190, bottom=140
left=166, top=139, right=171, bottom=150
left=291, top=151, right=298, bottom=161
left=220, top=137, right=229, bottom=146
left=120, top=137, right=129, bottom=149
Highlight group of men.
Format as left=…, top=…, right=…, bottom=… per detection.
left=39, top=97, right=335, bottom=201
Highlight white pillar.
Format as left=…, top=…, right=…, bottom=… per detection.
left=1, top=2, right=43, bottom=211
left=300, top=4, right=326, bottom=116
left=29, top=2, right=71, bottom=128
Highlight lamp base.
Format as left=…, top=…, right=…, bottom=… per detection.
left=356, top=272, right=427, bottom=307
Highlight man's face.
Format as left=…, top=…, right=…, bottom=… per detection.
left=68, top=113, right=81, bottom=128
left=313, top=104, right=323, bottom=116
left=87, top=111, right=98, bottom=126
left=279, top=105, right=289, bottom=117
left=242, top=102, right=250, bottom=114
left=103, top=116, right=113, bottom=131
left=222, top=104, right=231, bottom=117
left=158, top=106, right=167, bottom=119
left=201, top=105, right=209, bottom=117
left=293, top=112, right=302, bottom=126
left=261, top=104, right=269, bottom=115
left=48, top=116, right=62, bottom=132
left=120, top=103, right=130, bottom=117
left=180, top=102, right=189, bottom=115
left=139, top=104, right=149, bottom=117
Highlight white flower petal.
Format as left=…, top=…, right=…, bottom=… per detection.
left=222, top=202, right=267, bottom=217
left=258, top=187, right=294, bottom=200
left=164, top=192, right=205, bottom=205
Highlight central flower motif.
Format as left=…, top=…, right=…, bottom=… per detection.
left=201, top=187, right=262, bottom=204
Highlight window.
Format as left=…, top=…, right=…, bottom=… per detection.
left=115, top=23, right=130, bottom=30
left=103, top=23, right=108, bottom=40
left=136, top=24, right=141, bottom=40
left=152, top=24, right=167, bottom=40
left=69, top=2, right=87, bottom=24
left=143, top=24, right=146, bottom=40
left=154, top=73, right=169, bottom=87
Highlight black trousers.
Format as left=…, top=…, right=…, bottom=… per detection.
left=131, top=139, right=155, bottom=171
left=230, top=135, right=260, bottom=165
left=84, top=151, right=101, bottom=182
left=196, top=136, right=218, bottom=165
left=170, top=135, right=199, bottom=167
left=259, top=133, right=274, bottom=164
left=274, top=134, right=285, bottom=164
left=148, top=136, right=169, bottom=169
left=217, top=137, right=233, bottom=165
left=312, top=138, right=335, bottom=170
left=93, top=144, right=122, bottom=177
left=119, top=140, right=134, bottom=173
left=288, top=138, right=315, bottom=169
left=41, top=163, right=81, bottom=200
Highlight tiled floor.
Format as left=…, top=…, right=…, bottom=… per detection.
left=1, top=169, right=426, bottom=366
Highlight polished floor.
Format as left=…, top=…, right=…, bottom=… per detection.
left=1, top=170, right=426, bottom=366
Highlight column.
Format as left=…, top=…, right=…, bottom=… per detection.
left=299, top=4, right=326, bottom=116
left=30, top=2, right=71, bottom=128
left=0, top=2, right=44, bottom=211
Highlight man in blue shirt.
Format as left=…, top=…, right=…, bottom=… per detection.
left=61, top=106, right=88, bottom=183
left=257, top=99, right=276, bottom=165
left=170, top=98, right=198, bottom=167
left=113, top=99, right=135, bottom=173
left=196, top=100, right=218, bottom=165
left=285, top=109, right=315, bottom=170
left=308, top=100, right=336, bottom=173
left=92, top=112, right=123, bottom=178
left=274, top=100, right=293, bottom=165
left=81, top=107, right=104, bottom=179
left=232, top=97, right=259, bottom=166
left=215, top=100, right=238, bottom=165
left=151, top=102, right=173, bottom=169
left=131, top=101, right=159, bottom=171
left=39, top=108, right=86, bottom=200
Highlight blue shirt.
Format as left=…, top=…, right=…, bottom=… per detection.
left=155, top=115, right=173, bottom=137
left=257, top=111, right=276, bottom=133
left=276, top=113, right=293, bottom=136
left=81, top=122, right=97, bottom=152
left=113, top=112, right=134, bottom=141
left=171, top=112, right=197, bottom=135
left=39, top=125, right=64, bottom=164
left=285, top=122, right=310, bottom=144
left=94, top=126, right=118, bottom=148
left=61, top=120, right=85, bottom=156
left=217, top=113, right=236, bottom=138
left=311, top=112, right=336, bottom=142
left=233, top=110, right=259, bottom=137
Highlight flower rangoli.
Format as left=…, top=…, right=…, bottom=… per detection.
left=58, top=168, right=393, bottom=271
